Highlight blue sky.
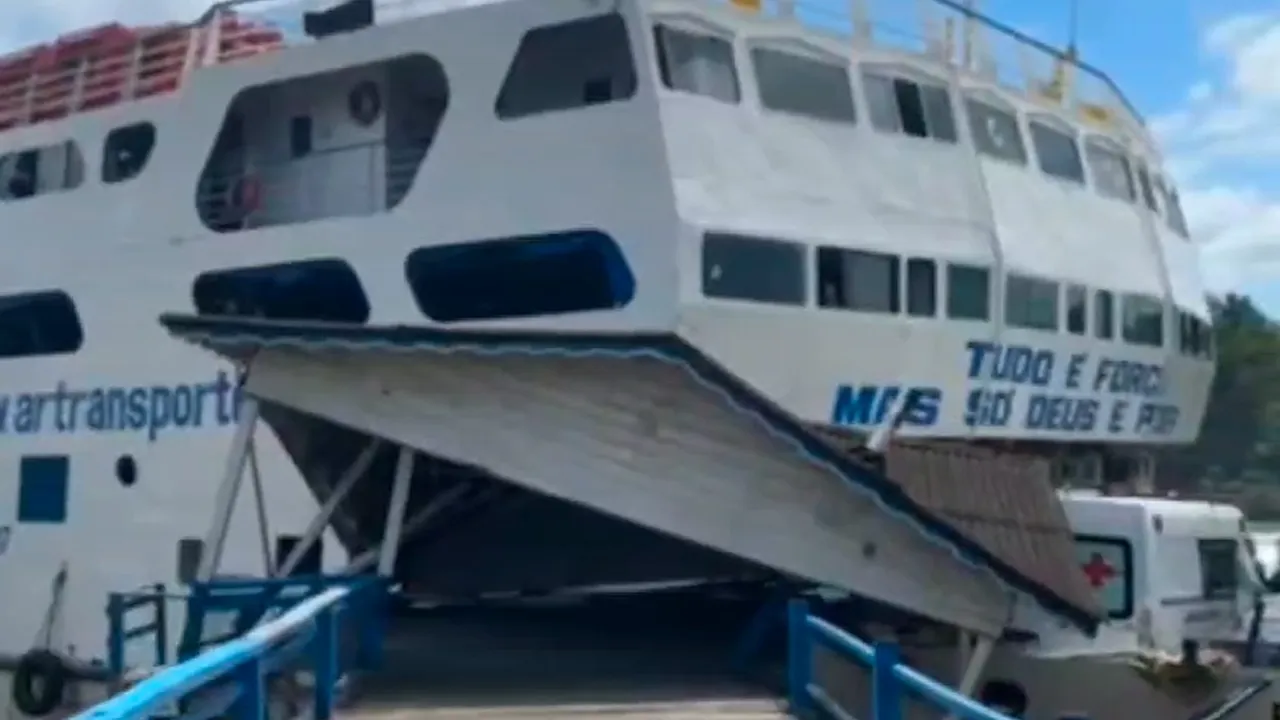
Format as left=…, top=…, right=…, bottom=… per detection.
left=986, top=0, right=1280, bottom=312
left=1, top=0, right=1277, bottom=310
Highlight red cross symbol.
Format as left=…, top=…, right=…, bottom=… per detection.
left=1081, top=552, right=1116, bottom=589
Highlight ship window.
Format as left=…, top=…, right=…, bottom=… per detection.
left=946, top=264, right=990, bottom=321
left=197, top=54, right=448, bottom=232
left=1135, top=163, right=1158, bottom=211
left=1084, top=138, right=1135, bottom=202
left=1181, top=311, right=1211, bottom=357
left=818, top=247, right=900, bottom=314
left=906, top=258, right=936, bottom=317
left=0, top=141, right=84, bottom=200
left=965, top=98, right=1026, bottom=164
left=406, top=230, right=636, bottom=322
left=1005, top=274, right=1059, bottom=331
left=102, top=123, right=156, bottom=184
left=0, top=291, right=84, bottom=359
left=1066, top=284, right=1087, bottom=335
left=192, top=259, right=371, bottom=324
left=750, top=46, right=855, bottom=123
left=1121, top=293, right=1164, bottom=347
left=654, top=25, right=739, bottom=104
left=1095, top=289, right=1115, bottom=340
left=702, top=233, right=805, bottom=305
left=496, top=13, right=638, bottom=119
left=1159, top=179, right=1190, bottom=237
left=289, top=116, right=313, bottom=158
left=1029, top=120, right=1084, bottom=184
left=863, top=71, right=957, bottom=142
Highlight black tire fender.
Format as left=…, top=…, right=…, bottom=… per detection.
left=12, top=648, right=67, bottom=717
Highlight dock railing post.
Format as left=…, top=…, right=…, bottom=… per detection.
left=873, top=641, right=903, bottom=720
left=786, top=599, right=813, bottom=716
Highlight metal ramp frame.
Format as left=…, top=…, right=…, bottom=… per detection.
left=76, top=592, right=1277, bottom=720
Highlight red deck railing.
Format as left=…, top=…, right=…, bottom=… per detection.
left=0, top=14, right=283, bottom=131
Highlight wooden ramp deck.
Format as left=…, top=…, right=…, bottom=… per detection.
left=335, top=598, right=791, bottom=720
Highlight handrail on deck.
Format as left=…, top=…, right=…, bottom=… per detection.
left=787, top=599, right=1016, bottom=720
left=78, top=578, right=386, bottom=720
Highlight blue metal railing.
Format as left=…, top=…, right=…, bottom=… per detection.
left=82, top=576, right=389, bottom=720
left=106, top=585, right=171, bottom=681
left=787, top=598, right=1015, bottom=720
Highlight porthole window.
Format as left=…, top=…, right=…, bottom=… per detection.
left=115, top=455, right=137, bottom=487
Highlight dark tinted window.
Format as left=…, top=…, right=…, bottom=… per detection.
left=751, top=47, right=854, bottom=123
left=946, top=264, right=990, bottom=320
left=1095, top=290, right=1115, bottom=340
left=702, top=233, right=805, bottom=305
left=406, top=230, right=635, bottom=322
left=496, top=14, right=637, bottom=118
left=1005, top=274, right=1059, bottom=331
left=906, top=258, right=936, bottom=317
left=1066, top=284, right=1087, bottom=335
left=192, top=259, right=371, bottom=324
left=0, top=291, right=84, bottom=358
left=1121, top=293, right=1164, bottom=347
left=1135, top=163, right=1158, bottom=211
left=103, top=123, right=156, bottom=183
left=818, top=248, right=899, bottom=313
left=1, top=141, right=84, bottom=200
left=1029, top=120, right=1084, bottom=183
left=654, top=25, right=738, bottom=103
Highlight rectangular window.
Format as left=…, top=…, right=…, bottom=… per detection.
left=1084, top=138, right=1135, bottom=202
left=18, top=455, right=69, bottom=524
left=1095, top=289, right=1115, bottom=340
left=1135, top=163, right=1158, bottom=211
left=906, top=258, right=937, bottom=317
left=289, top=115, right=313, bottom=158
left=1029, top=120, right=1085, bottom=184
left=1066, top=284, right=1087, bottom=335
left=751, top=47, right=855, bottom=123
left=1198, top=538, right=1239, bottom=600
left=862, top=72, right=957, bottom=142
left=654, top=25, right=739, bottom=104
left=1160, top=180, right=1190, bottom=238
left=966, top=98, right=1026, bottom=164
left=946, top=264, right=990, bottom=320
left=1121, top=293, right=1165, bottom=347
left=496, top=14, right=638, bottom=118
left=1076, top=535, right=1134, bottom=620
left=817, top=247, right=900, bottom=313
left=1005, top=274, right=1059, bottom=331
left=702, top=233, right=805, bottom=305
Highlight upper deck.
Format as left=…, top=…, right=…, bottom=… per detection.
left=0, top=0, right=1148, bottom=148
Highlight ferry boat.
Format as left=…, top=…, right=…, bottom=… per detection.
left=0, top=0, right=1264, bottom=717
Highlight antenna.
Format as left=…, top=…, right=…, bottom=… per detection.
left=1066, top=0, right=1079, bottom=59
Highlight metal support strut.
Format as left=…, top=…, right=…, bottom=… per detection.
left=197, top=397, right=261, bottom=582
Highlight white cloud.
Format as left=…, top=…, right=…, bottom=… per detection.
left=1153, top=12, right=1280, bottom=292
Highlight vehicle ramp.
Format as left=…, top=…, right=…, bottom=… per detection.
left=159, top=314, right=1100, bottom=638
